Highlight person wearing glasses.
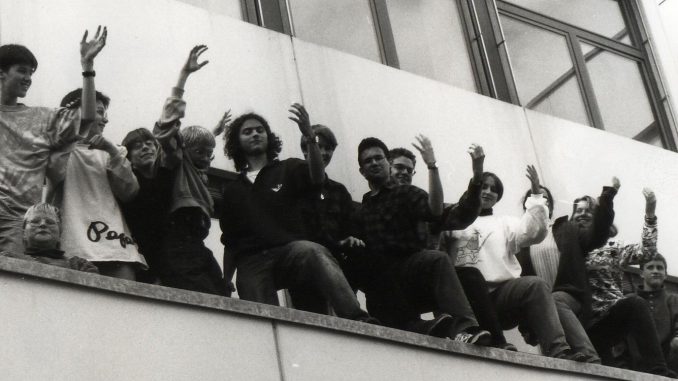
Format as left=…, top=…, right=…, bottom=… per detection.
left=354, top=137, right=490, bottom=344
left=0, top=202, right=98, bottom=274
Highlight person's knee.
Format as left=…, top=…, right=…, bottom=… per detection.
left=290, top=240, right=339, bottom=269
left=623, top=294, right=650, bottom=316
left=519, top=276, right=552, bottom=301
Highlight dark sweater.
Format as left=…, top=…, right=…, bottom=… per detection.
left=551, top=186, right=617, bottom=321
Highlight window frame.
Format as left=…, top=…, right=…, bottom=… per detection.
left=242, top=0, right=676, bottom=150
left=467, top=0, right=677, bottom=149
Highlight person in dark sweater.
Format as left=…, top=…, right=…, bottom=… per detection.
left=219, top=107, right=372, bottom=322
left=120, top=127, right=174, bottom=284
left=518, top=180, right=617, bottom=363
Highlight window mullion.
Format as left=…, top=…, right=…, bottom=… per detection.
left=567, top=31, right=604, bottom=129
left=457, top=0, right=492, bottom=95
left=371, top=0, right=400, bottom=68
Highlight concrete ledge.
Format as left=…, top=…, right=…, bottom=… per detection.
left=0, top=257, right=669, bottom=381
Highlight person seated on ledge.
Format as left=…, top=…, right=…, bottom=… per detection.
left=354, top=137, right=489, bottom=344
left=440, top=166, right=588, bottom=361
left=0, top=203, right=98, bottom=273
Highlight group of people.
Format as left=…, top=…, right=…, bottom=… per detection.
left=1, top=28, right=676, bottom=378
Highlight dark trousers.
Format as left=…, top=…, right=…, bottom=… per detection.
left=160, top=237, right=228, bottom=297
left=588, top=295, right=669, bottom=375
left=456, top=266, right=506, bottom=345
left=490, top=276, right=569, bottom=356
left=364, top=250, right=477, bottom=336
left=236, top=240, right=369, bottom=321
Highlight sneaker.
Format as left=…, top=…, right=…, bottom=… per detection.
left=553, top=349, right=588, bottom=362
left=453, top=329, right=492, bottom=346
left=405, top=314, right=454, bottom=338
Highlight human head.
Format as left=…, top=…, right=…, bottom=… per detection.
left=0, top=45, right=38, bottom=101
left=225, top=112, right=282, bottom=172
left=60, top=88, right=110, bottom=136
left=389, top=148, right=416, bottom=186
left=122, top=128, right=159, bottom=173
left=640, top=254, right=668, bottom=291
left=522, top=185, right=554, bottom=218
left=0, top=44, right=38, bottom=72
left=22, top=203, right=61, bottom=250
left=182, top=125, right=215, bottom=170
left=300, top=124, right=337, bottom=168
left=480, top=172, right=504, bottom=210
left=570, top=195, right=598, bottom=231
left=358, top=137, right=390, bottom=185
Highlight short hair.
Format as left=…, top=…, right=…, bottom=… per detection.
left=225, top=112, right=282, bottom=172
left=181, top=125, right=215, bottom=149
left=121, top=128, right=158, bottom=157
left=300, top=124, right=337, bottom=152
left=0, top=44, right=38, bottom=72
left=482, top=172, right=504, bottom=201
left=570, top=195, right=598, bottom=221
left=389, top=147, right=416, bottom=168
left=358, top=137, right=389, bottom=165
left=23, top=203, right=61, bottom=230
left=640, top=253, right=667, bottom=271
left=522, top=185, right=554, bottom=218
left=60, top=88, right=110, bottom=109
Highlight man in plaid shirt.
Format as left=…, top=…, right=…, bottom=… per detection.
left=355, top=137, right=489, bottom=344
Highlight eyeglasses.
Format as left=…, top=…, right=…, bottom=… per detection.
left=361, top=155, right=386, bottom=166
left=392, top=164, right=415, bottom=175
left=27, top=218, right=58, bottom=226
left=191, top=147, right=215, bottom=161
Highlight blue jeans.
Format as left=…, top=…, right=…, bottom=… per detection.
left=552, top=291, right=600, bottom=362
left=236, top=240, right=369, bottom=321
left=491, top=276, right=570, bottom=357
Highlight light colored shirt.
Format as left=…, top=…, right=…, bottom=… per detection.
left=48, top=144, right=146, bottom=267
left=440, top=194, right=548, bottom=287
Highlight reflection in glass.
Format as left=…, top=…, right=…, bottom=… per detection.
left=501, top=15, right=590, bottom=125
left=504, top=0, right=630, bottom=45
left=582, top=42, right=658, bottom=142
left=288, top=0, right=382, bottom=63
left=386, top=0, right=476, bottom=92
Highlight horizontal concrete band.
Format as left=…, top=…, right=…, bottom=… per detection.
left=0, top=257, right=664, bottom=381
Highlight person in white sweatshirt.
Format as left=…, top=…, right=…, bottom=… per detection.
left=440, top=165, right=588, bottom=361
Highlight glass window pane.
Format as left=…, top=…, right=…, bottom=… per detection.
left=176, top=0, right=244, bottom=20
left=581, top=42, right=658, bottom=142
left=501, top=15, right=590, bottom=125
left=504, top=0, right=631, bottom=45
left=289, top=0, right=382, bottom=63
left=385, top=0, right=476, bottom=92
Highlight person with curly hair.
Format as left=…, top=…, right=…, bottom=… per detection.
left=219, top=107, right=373, bottom=323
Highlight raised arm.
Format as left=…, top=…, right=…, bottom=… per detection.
left=212, top=109, right=232, bottom=137
left=580, top=177, right=618, bottom=252
left=412, top=134, right=442, bottom=217
left=620, top=188, right=658, bottom=266
left=437, top=143, right=484, bottom=231
left=80, top=26, right=107, bottom=134
left=289, top=104, right=324, bottom=184
left=174, top=44, right=208, bottom=96
left=506, top=165, right=548, bottom=253
left=154, top=45, right=209, bottom=165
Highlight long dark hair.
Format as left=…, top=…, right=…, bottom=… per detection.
left=224, top=112, right=282, bottom=172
